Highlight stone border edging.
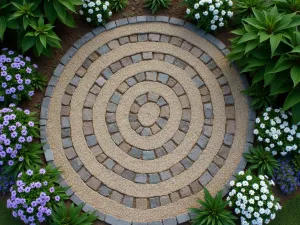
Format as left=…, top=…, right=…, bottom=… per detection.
left=40, top=16, right=255, bottom=225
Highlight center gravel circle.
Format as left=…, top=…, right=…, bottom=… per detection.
left=42, top=18, right=253, bottom=224
left=138, top=102, right=160, bottom=127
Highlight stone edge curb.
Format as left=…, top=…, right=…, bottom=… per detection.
left=40, top=16, right=255, bottom=225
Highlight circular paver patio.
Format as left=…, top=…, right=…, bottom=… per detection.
left=41, top=16, right=255, bottom=225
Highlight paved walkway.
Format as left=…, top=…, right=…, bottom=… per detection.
left=41, top=17, right=254, bottom=225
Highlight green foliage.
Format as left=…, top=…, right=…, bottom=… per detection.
left=229, top=6, right=300, bottom=122
left=232, top=0, right=271, bottom=25
left=292, top=154, right=300, bottom=172
left=144, top=0, right=171, bottom=14
left=274, top=0, right=300, bottom=14
left=23, top=16, right=62, bottom=56
left=0, top=0, right=82, bottom=56
left=50, top=202, right=98, bottom=225
left=111, top=0, right=128, bottom=12
left=3, top=143, right=43, bottom=178
left=189, top=188, right=237, bottom=225
left=242, top=82, right=276, bottom=110
left=243, top=146, right=279, bottom=177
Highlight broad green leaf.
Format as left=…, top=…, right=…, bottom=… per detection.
left=35, top=38, right=44, bottom=56
left=252, top=69, right=264, bottom=85
left=292, top=102, right=300, bottom=123
left=245, top=39, right=259, bottom=53
left=291, top=46, right=300, bottom=53
left=59, top=0, right=76, bottom=12
left=283, top=85, right=300, bottom=110
left=53, top=0, right=66, bottom=22
left=0, top=16, right=7, bottom=40
left=22, top=36, right=35, bottom=52
left=23, top=16, right=28, bottom=30
left=270, top=34, right=283, bottom=57
left=44, top=1, right=57, bottom=24
left=291, top=65, right=300, bottom=87
left=61, top=13, right=75, bottom=27
left=39, top=34, right=47, bottom=48
left=238, top=33, right=257, bottom=44
left=7, top=19, right=19, bottom=29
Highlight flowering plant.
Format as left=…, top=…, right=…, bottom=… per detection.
left=0, top=168, right=14, bottom=194
left=7, top=165, right=68, bottom=224
left=253, top=107, right=300, bottom=156
left=0, top=48, right=40, bottom=105
left=227, top=171, right=281, bottom=225
left=0, top=104, right=39, bottom=169
left=273, top=159, right=299, bottom=195
left=184, top=0, right=234, bottom=32
left=80, top=0, right=112, bottom=26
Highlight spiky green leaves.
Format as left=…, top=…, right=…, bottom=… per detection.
left=144, top=0, right=171, bottom=14
left=189, top=188, right=237, bottom=225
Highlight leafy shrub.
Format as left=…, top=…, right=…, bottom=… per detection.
left=292, top=154, right=300, bottom=172
left=253, top=107, right=300, bottom=156
left=144, top=0, right=171, bottom=14
left=242, top=82, right=276, bottom=110
left=228, top=6, right=300, bottom=122
left=189, top=187, right=236, bottom=225
left=183, top=0, right=234, bottom=32
left=80, top=0, right=112, bottom=25
left=273, top=159, right=299, bottom=194
left=0, top=104, right=39, bottom=168
left=232, top=0, right=271, bottom=25
left=0, top=0, right=82, bottom=56
left=110, top=0, right=128, bottom=12
left=0, top=168, right=14, bottom=194
left=50, top=202, right=98, bottom=225
left=274, top=0, right=300, bottom=14
left=0, top=48, right=45, bottom=105
left=6, top=165, right=68, bottom=224
left=227, top=171, right=281, bottom=225
left=244, top=146, right=279, bottom=177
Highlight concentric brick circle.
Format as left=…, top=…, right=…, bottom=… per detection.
left=41, top=17, right=255, bottom=225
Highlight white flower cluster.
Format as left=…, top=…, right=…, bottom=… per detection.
left=254, top=107, right=300, bottom=156
left=227, top=171, right=281, bottom=225
left=80, top=0, right=112, bottom=25
left=185, top=0, right=233, bottom=31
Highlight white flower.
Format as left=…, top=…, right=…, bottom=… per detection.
left=219, top=22, right=224, bottom=27
left=249, top=199, right=255, bottom=204
left=230, top=180, right=235, bottom=186
left=253, top=129, right=259, bottom=135
left=97, top=14, right=102, bottom=18
left=86, top=17, right=91, bottom=22
left=194, top=3, right=199, bottom=9
left=98, top=18, right=102, bottom=23
left=259, top=175, right=265, bottom=180
left=88, top=9, right=93, bottom=14
left=195, top=13, right=200, bottom=19
left=254, top=212, right=260, bottom=218
left=203, top=11, right=209, bottom=16
left=109, top=11, right=112, bottom=16
left=258, top=136, right=263, bottom=141
left=95, top=7, right=99, bottom=11
left=242, top=181, right=249, bottom=186
left=267, top=202, right=273, bottom=208
left=213, top=15, right=219, bottom=20
left=256, top=118, right=260, bottom=123
left=215, top=3, right=221, bottom=8
left=249, top=190, right=255, bottom=195
left=88, top=2, right=95, bottom=7
left=260, top=123, right=265, bottom=129
left=213, top=9, right=219, bottom=15
left=254, top=196, right=260, bottom=201
left=259, top=208, right=265, bottom=214
left=83, top=3, right=87, bottom=8
left=235, top=208, right=241, bottom=214
left=186, top=8, right=191, bottom=14
left=96, top=0, right=101, bottom=6
left=105, top=1, right=109, bottom=6
left=238, top=171, right=245, bottom=175
left=79, top=10, right=83, bottom=15
left=209, top=5, right=215, bottom=11
left=103, top=5, right=107, bottom=10
left=246, top=175, right=252, bottom=181
left=272, top=151, right=277, bottom=156
left=253, top=183, right=259, bottom=190
left=258, top=201, right=263, bottom=206
left=228, top=1, right=233, bottom=6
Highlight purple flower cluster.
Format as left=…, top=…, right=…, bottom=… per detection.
left=0, top=104, right=36, bottom=167
left=7, top=167, right=64, bottom=224
left=0, top=168, right=14, bottom=193
left=0, top=48, right=38, bottom=104
left=273, top=159, right=299, bottom=195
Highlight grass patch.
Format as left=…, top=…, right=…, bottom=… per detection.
left=0, top=198, right=23, bottom=225
left=269, top=194, right=300, bottom=225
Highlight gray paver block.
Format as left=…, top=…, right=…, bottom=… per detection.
left=128, top=17, right=137, bottom=24
left=155, top=16, right=169, bottom=22
left=169, top=18, right=185, bottom=26
left=137, top=16, right=147, bottom=22
left=117, top=219, right=132, bottom=225
left=70, top=193, right=85, bottom=205
left=105, top=21, right=117, bottom=30
left=92, top=26, right=105, bottom=35
left=176, top=212, right=190, bottom=223
left=163, top=218, right=177, bottom=225
left=53, top=64, right=64, bottom=77
left=44, top=148, right=54, bottom=162
left=82, top=204, right=96, bottom=213
left=105, top=214, right=118, bottom=224
left=116, top=18, right=129, bottom=26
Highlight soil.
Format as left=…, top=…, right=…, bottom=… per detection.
left=0, top=2, right=290, bottom=225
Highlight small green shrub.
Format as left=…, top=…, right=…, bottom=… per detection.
left=110, top=0, right=128, bottom=12
left=292, top=154, right=300, bottom=172
left=50, top=202, right=98, bottom=225
left=274, top=0, right=300, bottom=14
left=144, top=0, right=171, bottom=14
left=244, top=146, right=279, bottom=177
left=232, top=0, right=271, bottom=25
left=189, top=188, right=237, bottom=225
left=229, top=6, right=300, bottom=122
left=242, top=82, right=276, bottom=110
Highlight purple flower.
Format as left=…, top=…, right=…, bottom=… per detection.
left=1, top=71, right=7, bottom=76
left=8, top=160, right=14, bottom=166
left=17, top=79, right=23, bottom=84
left=8, top=51, right=14, bottom=55
left=0, top=96, right=4, bottom=101
left=5, top=75, right=12, bottom=81
left=18, top=136, right=25, bottom=143
left=24, top=187, right=31, bottom=193
left=26, top=170, right=33, bottom=176
left=18, top=157, right=24, bottom=162
left=26, top=207, right=33, bottom=213
left=12, top=211, right=17, bottom=217
left=25, top=56, right=31, bottom=61
left=28, top=91, right=34, bottom=97
left=54, top=196, right=60, bottom=201
left=1, top=82, right=7, bottom=88
left=15, top=74, right=21, bottom=79
left=17, top=85, right=24, bottom=91
left=33, top=64, right=38, bottom=69
left=43, top=181, right=48, bottom=186
left=39, top=169, right=46, bottom=174
left=25, top=79, right=31, bottom=85
left=49, top=187, right=55, bottom=193
left=26, top=136, right=33, bottom=143
left=26, top=67, right=32, bottom=74
left=28, top=121, right=34, bottom=127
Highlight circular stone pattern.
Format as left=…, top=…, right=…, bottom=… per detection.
left=42, top=18, right=254, bottom=224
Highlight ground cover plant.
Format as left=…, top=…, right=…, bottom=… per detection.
left=183, top=0, right=234, bottom=32
left=80, top=0, right=112, bottom=25
left=144, top=0, right=171, bottom=14
left=6, top=166, right=68, bottom=224
left=227, top=171, right=281, bottom=225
